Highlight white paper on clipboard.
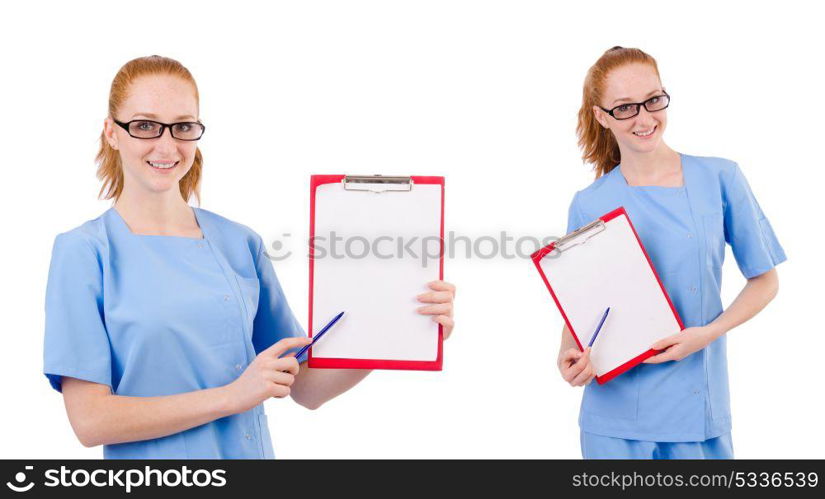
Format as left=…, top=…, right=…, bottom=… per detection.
left=309, top=175, right=444, bottom=370
left=533, top=208, right=682, bottom=382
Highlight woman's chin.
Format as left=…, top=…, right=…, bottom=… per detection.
left=142, top=178, right=182, bottom=195
left=623, top=136, right=662, bottom=156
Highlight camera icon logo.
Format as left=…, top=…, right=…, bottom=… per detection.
left=6, top=466, right=35, bottom=493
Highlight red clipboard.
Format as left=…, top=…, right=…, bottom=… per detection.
left=308, top=175, right=445, bottom=370
left=531, top=207, right=684, bottom=384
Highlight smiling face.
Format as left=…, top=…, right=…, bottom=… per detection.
left=103, top=74, right=199, bottom=198
left=593, top=63, right=667, bottom=157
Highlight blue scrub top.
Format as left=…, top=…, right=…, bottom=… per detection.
left=43, top=207, right=307, bottom=458
left=566, top=154, right=786, bottom=442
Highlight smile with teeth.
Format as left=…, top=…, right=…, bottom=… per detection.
left=633, top=126, right=656, bottom=137
left=147, top=160, right=178, bottom=169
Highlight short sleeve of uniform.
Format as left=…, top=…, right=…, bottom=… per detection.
left=722, top=163, right=787, bottom=278
left=43, top=233, right=112, bottom=393
left=566, top=191, right=587, bottom=234
left=250, top=234, right=308, bottom=362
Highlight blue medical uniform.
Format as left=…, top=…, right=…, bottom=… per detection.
left=44, top=207, right=307, bottom=459
left=581, top=431, right=734, bottom=459
left=566, top=154, right=786, bottom=459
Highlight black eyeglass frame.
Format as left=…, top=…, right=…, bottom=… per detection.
left=599, top=92, right=670, bottom=120
left=113, top=119, right=206, bottom=141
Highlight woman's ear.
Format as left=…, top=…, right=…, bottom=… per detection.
left=592, top=106, right=610, bottom=129
left=103, top=117, right=119, bottom=150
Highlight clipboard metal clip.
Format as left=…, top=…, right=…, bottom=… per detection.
left=342, top=175, right=414, bottom=193
left=552, top=219, right=606, bottom=255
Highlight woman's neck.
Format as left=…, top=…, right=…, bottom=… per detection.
left=114, top=188, right=202, bottom=237
left=618, top=143, right=682, bottom=187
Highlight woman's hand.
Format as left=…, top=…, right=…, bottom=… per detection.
left=225, top=336, right=312, bottom=413
left=416, top=280, right=456, bottom=339
left=558, top=346, right=594, bottom=386
left=643, top=326, right=716, bottom=364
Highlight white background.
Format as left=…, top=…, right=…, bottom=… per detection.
left=0, top=0, right=821, bottom=458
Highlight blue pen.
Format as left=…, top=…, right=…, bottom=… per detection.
left=587, top=307, right=610, bottom=348
left=293, top=311, right=345, bottom=359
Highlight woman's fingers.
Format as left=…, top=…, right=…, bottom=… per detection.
left=263, top=336, right=312, bottom=358
left=643, top=348, right=677, bottom=364
left=651, top=334, right=680, bottom=351
left=418, top=281, right=455, bottom=338
left=271, top=357, right=300, bottom=376
left=558, top=348, right=581, bottom=373
left=643, top=354, right=666, bottom=364
left=431, top=314, right=454, bottom=328
left=562, top=356, right=587, bottom=382
left=560, top=348, right=581, bottom=363
left=576, top=347, right=591, bottom=364
left=644, top=334, right=684, bottom=363
left=560, top=348, right=593, bottom=384
left=269, top=370, right=296, bottom=387
left=269, top=384, right=291, bottom=399
left=570, top=365, right=594, bottom=386
left=417, top=303, right=453, bottom=315
left=563, top=362, right=587, bottom=383
left=416, top=290, right=454, bottom=303
left=427, top=280, right=456, bottom=295
left=572, top=349, right=593, bottom=385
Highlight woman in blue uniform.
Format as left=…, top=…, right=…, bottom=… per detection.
left=43, top=55, right=456, bottom=459
left=557, top=47, right=786, bottom=459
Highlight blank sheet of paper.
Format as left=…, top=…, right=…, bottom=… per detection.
left=309, top=177, right=443, bottom=369
left=535, top=210, right=682, bottom=381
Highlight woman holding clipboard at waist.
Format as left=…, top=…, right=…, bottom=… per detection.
left=557, top=47, right=786, bottom=459
left=42, top=56, right=456, bottom=459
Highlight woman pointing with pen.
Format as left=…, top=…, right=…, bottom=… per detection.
left=43, top=55, right=456, bottom=459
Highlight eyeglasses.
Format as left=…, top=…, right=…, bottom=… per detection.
left=599, top=92, right=670, bottom=120
left=113, top=119, right=206, bottom=141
